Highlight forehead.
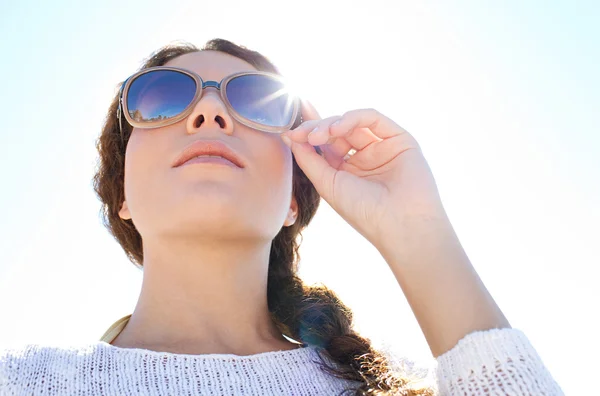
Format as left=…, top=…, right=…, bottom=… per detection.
left=164, top=51, right=257, bottom=81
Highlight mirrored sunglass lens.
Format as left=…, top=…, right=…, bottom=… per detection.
left=127, top=70, right=196, bottom=123
left=226, top=75, right=294, bottom=128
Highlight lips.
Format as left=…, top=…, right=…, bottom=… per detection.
left=173, top=140, right=245, bottom=169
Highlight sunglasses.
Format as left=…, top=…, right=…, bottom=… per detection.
left=117, top=66, right=301, bottom=143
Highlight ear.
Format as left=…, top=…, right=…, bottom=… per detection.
left=118, top=200, right=132, bottom=220
left=283, top=195, right=298, bottom=227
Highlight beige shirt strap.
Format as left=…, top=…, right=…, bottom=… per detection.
left=99, top=314, right=132, bottom=344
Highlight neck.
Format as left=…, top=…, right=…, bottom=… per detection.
left=111, top=235, right=298, bottom=356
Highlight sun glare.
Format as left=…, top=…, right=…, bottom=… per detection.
left=279, top=72, right=312, bottom=102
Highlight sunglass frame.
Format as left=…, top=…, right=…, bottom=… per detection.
left=117, top=66, right=300, bottom=141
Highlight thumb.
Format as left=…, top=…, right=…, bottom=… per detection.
left=286, top=139, right=336, bottom=203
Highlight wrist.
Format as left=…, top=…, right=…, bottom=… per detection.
left=376, top=210, right=463, bottom=268
left=375, top=206, right=456, bottom=254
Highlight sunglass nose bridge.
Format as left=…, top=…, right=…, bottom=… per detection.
left=201, top=81, right=221, bottom=90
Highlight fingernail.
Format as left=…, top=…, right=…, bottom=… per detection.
left=331, top=120, right=341, bottom=127
left=281, top=134, right=292, bottom=148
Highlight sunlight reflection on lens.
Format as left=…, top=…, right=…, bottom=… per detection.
left=247, top=85, right=298, bottom=126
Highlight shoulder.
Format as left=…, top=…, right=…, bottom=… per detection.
left=0, top=343, right=46, bottom=391
left=1, top=343, right=46, bottom=372
left=0, top=342, right=97, bottom=392
left=1, top=342, right=89, bottom=363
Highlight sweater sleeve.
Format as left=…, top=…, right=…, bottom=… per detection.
left=434, top=328, right=564, bottom=395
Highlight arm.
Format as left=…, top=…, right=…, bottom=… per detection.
left=377, top=211, right=564, bottom=394
left=377, top=210, right=510, bottom=358
left=283, top=106, right=563, bottom=394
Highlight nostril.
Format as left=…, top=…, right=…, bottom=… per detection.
left=215, top=115, right=226, bottom=129
left=193, top=114, right=205, bottom=128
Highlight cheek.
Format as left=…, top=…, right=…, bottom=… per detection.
left=250, top=138, right=294, bottom=205
left=255, top=137, right=292, bottom=180
left=123, top=132, right=164, bottom=199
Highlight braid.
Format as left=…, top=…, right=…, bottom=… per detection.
left=267, top=236, right=433, bottom=395
left=265, top=156, right=433, bottom=395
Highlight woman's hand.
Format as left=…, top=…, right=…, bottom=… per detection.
left=281, top=101, right=446, bottom=252
left=282, top=101, right=511, bottom=357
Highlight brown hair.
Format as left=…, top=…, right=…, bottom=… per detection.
left=92, top=38, right=433, bottom=396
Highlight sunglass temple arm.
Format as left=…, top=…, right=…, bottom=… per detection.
left=117, top=78, right=130, bottom=148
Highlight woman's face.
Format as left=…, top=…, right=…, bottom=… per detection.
left=118, top=51, right=298, bottom=243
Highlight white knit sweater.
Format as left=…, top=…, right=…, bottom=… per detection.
left=0, top=328, right=563, bottom=395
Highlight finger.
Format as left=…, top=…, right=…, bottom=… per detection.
left=318, top=144, right=345, bottom=170
left=285, top=119, right=320, bottom=141
left=307, top=116, right=342, bottom=146
left=332, top=126, right=382, bottom=153
left=287, top=140, right=337, bottom=203
left=330, top=108, right=415, bottom=141
left=286, top=116, right=340, bottom=144
left=283, top=100, right=322, bottom=141
left=311, top=121, right=383, bottom=159
left=324, top=136, right=353, bottom=158
left=343, top=133, right=416, bottom=171
left=300, top=114, right=385, bottom=152
left=287, top=118, right=374, bottom=161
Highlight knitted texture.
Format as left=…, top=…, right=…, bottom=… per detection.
left=435, top=328, right=564, bottom=395
left=0, top=328, right=563, bottom=395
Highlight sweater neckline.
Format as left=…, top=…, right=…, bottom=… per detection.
left=95, top=340, right=314, bottom=361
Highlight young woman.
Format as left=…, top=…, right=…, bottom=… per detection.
left=0, top=39, right=563, bottom=395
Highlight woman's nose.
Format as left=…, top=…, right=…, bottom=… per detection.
left=185, top=92, right=234, bottom=135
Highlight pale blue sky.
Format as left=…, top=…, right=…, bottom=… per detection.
left=0, top=1, right=598, bottom=394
